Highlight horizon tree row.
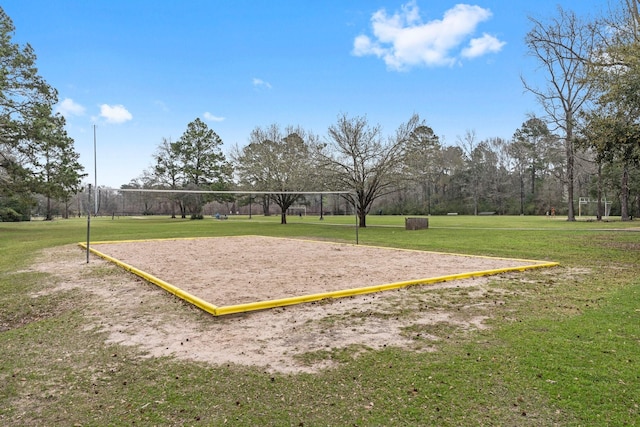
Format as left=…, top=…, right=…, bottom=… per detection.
left=4, top=3, right=640, bottom=223
left=104, top=109, right=637, bottom=226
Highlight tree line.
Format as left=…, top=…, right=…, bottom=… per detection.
left=115, top=108, right=635, bottom=227
left=2, top=3, right=640, bottom=224
left=0, top=8, right=84, bottom=221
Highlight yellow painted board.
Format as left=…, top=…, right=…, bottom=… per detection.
left=79, top=239, right=558, bottom=317
left=79, top=242, right=219, bottom=316
left=214, top=261, right=559, bottom=316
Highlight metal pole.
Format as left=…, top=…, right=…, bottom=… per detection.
left=93, top=125, right=98, bottom=216
left=86, top=184, right=91, bottom=263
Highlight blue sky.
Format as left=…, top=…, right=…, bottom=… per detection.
left=4, top=1, right=606, bottom=188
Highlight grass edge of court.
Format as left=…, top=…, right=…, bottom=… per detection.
left=78, top=236, right=560, bottom=316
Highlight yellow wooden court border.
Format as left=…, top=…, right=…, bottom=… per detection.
left=78, top=236, right=559, bottom=316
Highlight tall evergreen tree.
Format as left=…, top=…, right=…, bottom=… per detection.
left=151, top=119, right=232, bottom=218
left=404, top=125, right=442, bottom=215
left=0, top=7, right=84, bottom=219
left=31, top=111, right=85, bottom=219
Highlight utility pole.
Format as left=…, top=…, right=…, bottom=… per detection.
left=94, top=125, right=98, bottom=216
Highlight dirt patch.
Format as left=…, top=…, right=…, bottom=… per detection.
left=31, top=237, right=547, bottom=373
left=91, top=236, right=539, bottom=306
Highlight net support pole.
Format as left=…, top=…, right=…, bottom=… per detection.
left=93, top=125, right=98, bottom=216
left=86, top=184, right=91, bottom=263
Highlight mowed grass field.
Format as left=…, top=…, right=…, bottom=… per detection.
left=1, top=214, right=638, bottom=426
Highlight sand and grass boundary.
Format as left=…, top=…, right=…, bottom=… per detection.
left=78, top=235, right=558, bottom=316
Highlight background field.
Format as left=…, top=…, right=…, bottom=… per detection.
left=1, top=215, right=638, bottom=426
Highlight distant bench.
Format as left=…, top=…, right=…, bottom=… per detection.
left=447, top=212, right=458, bottom=216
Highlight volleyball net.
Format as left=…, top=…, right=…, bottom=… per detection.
left=79, top=188, right=361, bottom=263
left=80, top=188, right=356, bottom=219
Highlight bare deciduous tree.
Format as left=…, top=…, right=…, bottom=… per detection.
left=523, top=7, right=597, bottom=220
left=319, top=113, right=422, bottom=227
left=233, top=124, right=316, bottom=224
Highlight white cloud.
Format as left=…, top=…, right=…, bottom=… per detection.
left=353, top=1, right=505, bottom=70
left=461, top=33, right=506, bottom=58
left=203, top=112, right=225, bottom=122
left=99, top=104, right=132, bottom=124
left=55, top=98, right=85, bottom=117
left=252, top=77, right=272, bottom=89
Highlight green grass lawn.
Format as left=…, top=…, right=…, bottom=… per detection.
left=1, top=214, right=638, bottom=426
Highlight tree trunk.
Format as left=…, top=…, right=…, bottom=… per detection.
left=621, top=164, right=630, bottom=221
left=566, top=133, right=576, bottom=221
left=46, top=196, right=53, bottom=221
left=474, top=191, right=479, bottom=216
left=354, top=192, right=367, bottom=228
left=520, top=172, right=525, bottom=215
left=596, top=162, right=603, bottom=221
left=280, top=210, right=287, bottom=224
left=531, top=163, right=536, bottom=195
left=358, top=209, right=367, bottom=228
left=427, top=179, right=432, bottom=216
left=262, top=197, right=270, bottom=216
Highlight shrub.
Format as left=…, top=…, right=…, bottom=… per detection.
left=0, top=207, right=23, bottom=222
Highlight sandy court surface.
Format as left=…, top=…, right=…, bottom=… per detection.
left=31, top=237, right=555, bottom=373
left=92, top=236, right=541, bottom=307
